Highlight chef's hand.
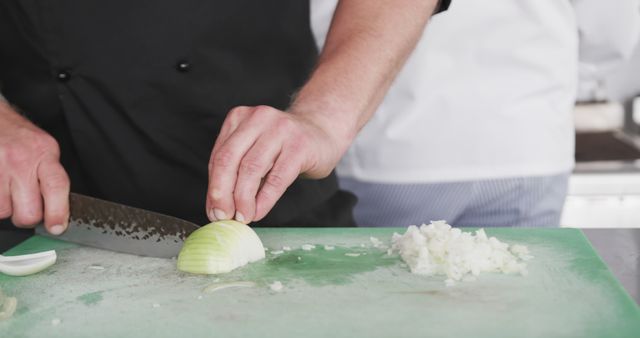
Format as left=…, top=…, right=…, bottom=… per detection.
left=206, top=105, right=346, bottom=224
left=206, top=0, right=437, bottom=224
left=0, top=100, right=70, bottom=234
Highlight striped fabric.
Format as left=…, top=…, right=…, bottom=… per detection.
left=338, top=173, right=570, bottom=228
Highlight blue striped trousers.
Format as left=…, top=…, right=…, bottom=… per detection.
left=338, top=173, right=570, bottom=228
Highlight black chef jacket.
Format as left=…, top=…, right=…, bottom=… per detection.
left=0, top=1, right=449, bottom=227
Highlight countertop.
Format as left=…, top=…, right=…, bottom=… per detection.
left=582, top=228, right=639, bottom=304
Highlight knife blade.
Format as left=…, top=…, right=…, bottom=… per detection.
left=35, top=193, right=200, bottom=258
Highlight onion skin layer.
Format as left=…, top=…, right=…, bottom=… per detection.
left=177, top=220, right=265, bottom=274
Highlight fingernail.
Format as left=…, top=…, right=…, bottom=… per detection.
left=235, top=211, right=246, bottom=224
left=49, top=224, right=66, bottom=236
left=213, top=208, right=227, bottom=220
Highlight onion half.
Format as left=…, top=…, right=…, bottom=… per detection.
left=177, top=220, right=265, bottom=274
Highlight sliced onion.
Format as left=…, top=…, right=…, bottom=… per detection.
left=177, top=220, right=265, bottom=274
left=0, top=250, right=57, bottom=277
left=202, top=281, right=256, bottom=293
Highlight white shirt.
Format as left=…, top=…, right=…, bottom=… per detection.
left=311, top=0, right=639, bottom=183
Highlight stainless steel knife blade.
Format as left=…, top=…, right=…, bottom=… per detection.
left=35, top=193, right=200, bottom=258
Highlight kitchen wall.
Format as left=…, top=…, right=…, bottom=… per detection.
left=606, top=39, right=640, bottom=133
left=607, top=41, right=640, bottom=104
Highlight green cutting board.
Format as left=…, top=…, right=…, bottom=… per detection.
left=0, top=228, right=638, bottom=338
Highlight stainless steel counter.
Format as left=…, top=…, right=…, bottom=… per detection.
left=1, top=228, right=638, bottom=305
left=583, top=228, right=639, bottom=304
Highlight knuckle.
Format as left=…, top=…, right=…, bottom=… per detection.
left=263, top=171, right=287, bottom=191
left=42, top=172, right=70, bottom=192
left=207, top=188, right=220, bottom=202
left=207, top=191, right=230, bottom=211
left=224, top=108, right=243, bottom=129
left=239, top=158, right=264, bottom=177
left=212, top=149, right=236, bottom=169
left=253, top=105, right=275, bottom=117
left=34, top=133, right=60, bottom=153
left=228, top=106, right=245, bottom=117
left=13, top=213, right=41, bottom=227
left=208, top=186, right=234, bottom=208
left=206, top=189, right=216, bottom=202
left=227, top=106, right=249, bottom=122
left=2, top=133, right=59, bottom=168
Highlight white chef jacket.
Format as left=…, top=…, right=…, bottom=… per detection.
left=311, top=0, right=640, bottom=184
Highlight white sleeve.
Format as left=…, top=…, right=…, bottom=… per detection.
left=309, top=0, right=339, bottom=51
left=573, top=0, right=640, bottom=100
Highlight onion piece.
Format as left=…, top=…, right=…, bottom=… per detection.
left=269, top=281, right=283, bottom=292
left=203, top=281, right=256, bottom=293
left=0, top=290, right=17, bottom=321
left=177, top=220, right=265, bottom=274
left=0, top=250, right=57, bottom=277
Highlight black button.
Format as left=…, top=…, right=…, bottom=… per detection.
left=56, top=70, right=71, bottom=82
left=175, top=60, right=191, bottom=72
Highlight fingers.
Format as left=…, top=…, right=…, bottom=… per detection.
left=10, top=169, right=43, bottom=228
left=232, top=135, right=283, bottom=223
left=253, top=148, right=303, bottom=221
left=38, top=159, right=70, bottom=235
left=209, top=106, right=251, bottom=169
left=207, top=105, right=316, bottom=224
left=0, top=112, right=69, bottom=232
left=207, top=106, right=269, bottom=222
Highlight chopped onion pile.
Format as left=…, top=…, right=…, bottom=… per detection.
left=391, top=221, right=532, bottom=284
left=177, top=220, right=265, bottom=274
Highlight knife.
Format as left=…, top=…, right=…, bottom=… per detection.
left=35, top=193, right=200, bottom=258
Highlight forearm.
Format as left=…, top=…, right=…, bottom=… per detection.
left=290, top=0, right=438, bottom=149
left=206, top=0, right=439, bottom=222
